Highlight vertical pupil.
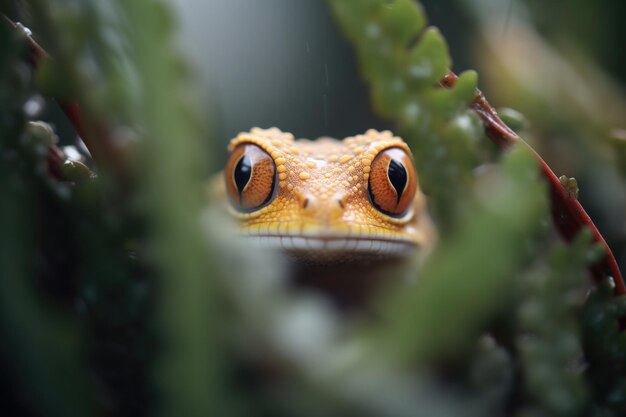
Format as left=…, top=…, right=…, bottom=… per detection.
left=387, top=159, right=407, bottom=204
left=234, top=155, right=252, bottom=194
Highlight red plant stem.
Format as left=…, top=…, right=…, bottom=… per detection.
left=441, top=71, right=626, bottom=296
left=46, top=142, right=65, bottom=180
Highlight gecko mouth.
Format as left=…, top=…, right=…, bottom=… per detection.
left=242, top=234, right=417, bottom=258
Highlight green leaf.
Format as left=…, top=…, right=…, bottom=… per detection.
left=406, top=27, right=451, bottom=87
left=379, top=0, right=427, bottom=45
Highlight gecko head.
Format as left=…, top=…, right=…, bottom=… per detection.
left=221, top=127, right=436, bottom=262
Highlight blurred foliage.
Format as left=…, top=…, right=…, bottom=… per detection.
left=0, top=19, right=94, bottom=417
left=1, top=0, right=626, bottom=417
left=582, top=278, right=626, bottom=416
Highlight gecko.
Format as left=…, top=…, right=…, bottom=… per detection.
left=216, top=127, right=436, bottom=304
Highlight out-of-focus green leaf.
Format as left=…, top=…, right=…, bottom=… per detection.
left=121, top=2, right=222, bottom=416
left=26, top=0, right=223, bottom=415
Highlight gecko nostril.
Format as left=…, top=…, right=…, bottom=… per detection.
left=302, top=198, right=309, bottom=209
left=335, top=194, right=348, bottom=210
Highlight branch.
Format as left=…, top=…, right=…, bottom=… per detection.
left=441, top=71, right=625, bottom=296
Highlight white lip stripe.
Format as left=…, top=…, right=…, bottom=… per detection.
left=344, top=239, right=358, bottom=252
left=306, top=238, right=325, bottom=250
left=243, top=235, right=415, bottom=255
left=327, top=239, right=347, bottom=251
left=291, top=237, right=307, bottom=250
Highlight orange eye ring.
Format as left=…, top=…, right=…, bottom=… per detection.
left=367, top=147, right=417, bottom=217
left=225, top=143, right=277, bottom=212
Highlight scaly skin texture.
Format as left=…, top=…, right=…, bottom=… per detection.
left=220, top=127, right=436, bottom=260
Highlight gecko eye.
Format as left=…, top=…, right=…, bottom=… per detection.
left=225, top=143, right=277, bottom=212
left=368, top=147, right=417, bottom=217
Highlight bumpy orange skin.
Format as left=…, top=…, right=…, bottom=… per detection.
left=223, top=127, right=435, bottom=252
